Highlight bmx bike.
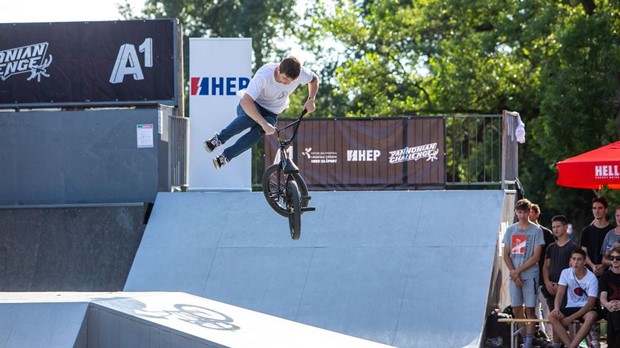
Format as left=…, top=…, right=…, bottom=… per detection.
left=262, top=109, right=315, bottom=240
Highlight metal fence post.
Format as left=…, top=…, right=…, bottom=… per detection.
left=501, top=110, right=519, bottom=190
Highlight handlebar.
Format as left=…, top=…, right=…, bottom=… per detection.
left=276, top=109, right=308, bottom=144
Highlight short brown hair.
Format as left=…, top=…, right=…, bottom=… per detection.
left=572, top=248, right=586, bottom=259
left=551, top=215, right=569, bottom=225
left=593, top=196, right=609, bottom=209
left=515, top=198, right=532, bottom=212
left=279, top=56, right=301, bottom=79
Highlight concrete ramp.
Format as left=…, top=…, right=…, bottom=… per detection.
left=0, top=292, right=388, bottom=348
left=125, top=190, right=507, bottom=347
left=0, top=301, right=88, bottom=347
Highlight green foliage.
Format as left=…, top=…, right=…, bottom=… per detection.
left=120, top=0, right=299, bottom=68
left=531, top=5, right=620, bottom=224
left=120, top=0, right=301, bottom=114
left=300, top=0, right=620, bottom=229
left=303, top=0, right=552, bottom=116
left=445, top=116, right=503, bottom=184
left=537, top=12, right=619, bottom=162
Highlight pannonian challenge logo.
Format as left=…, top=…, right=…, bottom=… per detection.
left=389, top=142, right=439, bottom=164
left=0, top=42, right=53, bottom=82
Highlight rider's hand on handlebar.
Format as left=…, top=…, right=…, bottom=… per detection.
left=262, top=123, right=276, bottom=135
left=303, top=99, right=316, bottom=113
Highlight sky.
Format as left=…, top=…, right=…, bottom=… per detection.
left=0, top=0, right=314, bottom=63
left=0, top=0, right=145, bottom=23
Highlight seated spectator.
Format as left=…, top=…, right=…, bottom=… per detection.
left=548, top=249, right=599, bottom=348
left=600, top=246, right=620, bottom=348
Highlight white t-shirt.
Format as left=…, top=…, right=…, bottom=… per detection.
left=243, top=63, right=314, bottom=114
left=558, top=267, right=598, bottom=308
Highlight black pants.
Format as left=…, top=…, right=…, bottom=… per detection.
left=607, top=310, right=620, bottom=348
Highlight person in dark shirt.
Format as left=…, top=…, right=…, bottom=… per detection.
left=580, top=196, right=614, bottom=348
left=543, top=215, right=580, bottom=310
left=600, top=246, right=620, bottom=348
left=581, top=197, right=615, bottom=276
left=531, top=203, right=557, bottom=338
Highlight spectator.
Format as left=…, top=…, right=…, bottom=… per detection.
left=548, top=249, right=599, bottom=348
left=601, top=205, right=620, bottom=268
left=599, top=246, right=620, bottom=348
left=581, top=197, right=614, bottom=276
left=503, top=198, right=545, bottom=348
left=531, top=203, right=557, bottom=338
left=543, top=215, right=580, bottom=311
left=580, top=196, right=614, bottom=347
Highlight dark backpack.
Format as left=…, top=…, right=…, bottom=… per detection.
left=484, top=310, right=512, bottom=348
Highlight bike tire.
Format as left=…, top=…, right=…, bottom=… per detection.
left=262, top=164, right=309, bottom=217
left=287, top=180, right=302, bottom=240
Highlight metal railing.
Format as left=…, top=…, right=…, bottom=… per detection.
left=168, top=115, right=189, bottom=189
left=252, top=111, right=520, bottom=190
left=445, top=111, right=519, bottom=189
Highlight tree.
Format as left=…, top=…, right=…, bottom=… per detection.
left=303, top=0, right=546, bottom=116
left=120, top=0, right=299, bottom=69
left=532, top=2, right=620, bottom=225
left=302, top=0, right=620, bottom=229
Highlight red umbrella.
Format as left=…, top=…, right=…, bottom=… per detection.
left=556, top=141, right=620, bottom=189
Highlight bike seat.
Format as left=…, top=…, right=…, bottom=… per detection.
left=283, top=159, right=299, bottom=174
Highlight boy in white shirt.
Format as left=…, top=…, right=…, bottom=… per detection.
left=548, top=248, right=600, bottom=348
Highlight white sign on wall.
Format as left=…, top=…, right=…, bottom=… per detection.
left=189, top=38, right=252, bottom=190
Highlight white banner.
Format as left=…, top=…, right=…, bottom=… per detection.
left=189, top=38, right=252, bottom=190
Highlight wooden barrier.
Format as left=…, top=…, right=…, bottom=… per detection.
left=497, top=318, right=607, bottom=348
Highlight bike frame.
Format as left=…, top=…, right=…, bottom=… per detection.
left=274, top=109, right=308, bottom=187
left=262, top=109, right=314, bottom=239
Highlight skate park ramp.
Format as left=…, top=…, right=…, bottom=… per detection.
left=0, top=292, right=390, bottom=347
left=125, top=190, right=508, bottom=347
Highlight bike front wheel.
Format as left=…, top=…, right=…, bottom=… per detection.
left=262, top=164, right=309, bottom=217
left=287, top=180, right=302, bottom=240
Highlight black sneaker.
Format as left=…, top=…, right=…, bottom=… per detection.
left=204, top=135, right=221, bottom=153
left=213, top=154, right=228, bottom=170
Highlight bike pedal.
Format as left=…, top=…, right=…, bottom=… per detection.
left=301, top=196, right=312, bottom=201
left=301, top=207, right=316, bottom=212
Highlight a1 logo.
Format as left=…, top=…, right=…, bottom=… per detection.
left=109, top=38, right=153, bottom=84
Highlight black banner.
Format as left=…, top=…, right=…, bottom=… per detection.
left=0, top=20, right=177, bottom=108
left=265, top=117, right=446, bottom=190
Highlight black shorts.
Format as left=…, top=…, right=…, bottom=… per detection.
left=560, top=306, right=601, bottom=323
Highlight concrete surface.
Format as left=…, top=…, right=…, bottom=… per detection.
left=125, top=190, right=506, bottom=347
left=0, top=292, right=392, bottom=348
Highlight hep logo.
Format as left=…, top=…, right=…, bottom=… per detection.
left=191, top=76, right=250, bottom=96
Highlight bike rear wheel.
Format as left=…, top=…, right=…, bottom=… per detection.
left=287, top=180, right=301, bottom=240
left=262, top=164, right=309, bottom=217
